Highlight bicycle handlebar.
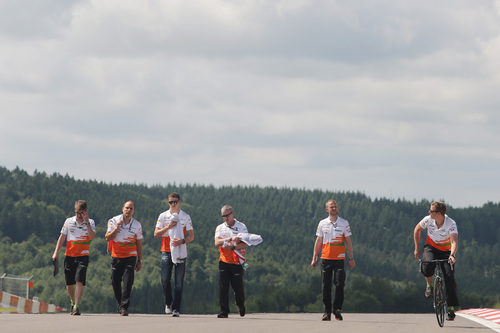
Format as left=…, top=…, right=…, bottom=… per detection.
left=418, top=258, right=454, bottom=271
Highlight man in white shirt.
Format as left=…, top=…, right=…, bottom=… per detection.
left=414, top=201, right=459, bottom=321
left=105, top=200, right=143, bottom=316
left=52, top=200, right=96, bottom=316
left=154, top=192, right=194, bottom=317
left=214, top=205, right=250, bottom=318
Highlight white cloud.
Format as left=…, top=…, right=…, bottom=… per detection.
left=1, top=1, right=500, bottom=207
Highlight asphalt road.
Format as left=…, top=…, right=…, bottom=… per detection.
left=0, top=312, right=491, bottom=333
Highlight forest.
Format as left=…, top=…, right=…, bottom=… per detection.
left=0, top=166, right=499, bottom=314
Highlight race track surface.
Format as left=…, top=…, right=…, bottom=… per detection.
left=0, top=312, right=491, bottom=333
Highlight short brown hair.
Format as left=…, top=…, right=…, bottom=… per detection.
left=168, top=192, right=181, bottom=201
left=74, top=200, right=87, bottom=211
left=431, top=201, right=446, bottom=215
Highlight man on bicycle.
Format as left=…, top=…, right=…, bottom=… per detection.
left=413, top=201, right=459, bottom=321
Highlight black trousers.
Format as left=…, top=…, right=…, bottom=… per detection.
left=219, top=261, right=245, bottom=315
left=321, top=259, right=346, bottom=314
left=111, top=256, right=136, bottom=310
left=421, top=245, right=459, bottom=307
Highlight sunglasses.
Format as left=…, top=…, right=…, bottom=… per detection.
left=221, top=212, right=232, bottom=218
left=168, top=200, right=179, bottom=205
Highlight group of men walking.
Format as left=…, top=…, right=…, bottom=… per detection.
left=52, top=195, right=459, bottom=321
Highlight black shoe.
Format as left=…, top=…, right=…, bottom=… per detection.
left=447, top=310, right=456, bottom=321
left=322, top=313, right=331, bottom=321
left=120, top=308, right=128, bottom=316
left=73, top=305, right=81, bottom=316
left=217, top=313, right=228, bottom=318
left=239, top=306, right=246, bottom=317
left=334, top=309, right=343, bottom=321
left=172, top=310, right=180, bottom=317
left=424, top=285, right=433, bottom=298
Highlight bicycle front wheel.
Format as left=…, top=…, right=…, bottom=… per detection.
left=434, top=276, right=446, bottom=327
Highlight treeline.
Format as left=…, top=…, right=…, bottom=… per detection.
left=0, top=166, right=499, bottom=313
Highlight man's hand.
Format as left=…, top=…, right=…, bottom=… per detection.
left=222, top=240, right=233, bottom=250
left=135, top=260, right=142, bottom=272
left=414, top=249, right=420, bottom=260
left=311, top=257, right=317, bottom=268
left=82, top=211, right=90, bottom=222
left=171, top=238, right=184, bottom=247
left=348, top=259, right=356, bottom=269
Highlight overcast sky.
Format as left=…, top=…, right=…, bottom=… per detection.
left=1, top=1, right=499, bottom=208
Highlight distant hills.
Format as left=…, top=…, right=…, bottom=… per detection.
left=0, top=166, right=498, bottom=313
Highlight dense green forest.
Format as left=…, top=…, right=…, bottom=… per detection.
left=0, top=166, right=499, bottom=314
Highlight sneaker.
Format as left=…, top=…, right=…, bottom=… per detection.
left=447, top=310, right=456, bottom=321
left=322, top=313, right=331, bottom=321
left=334, top=309, right=343, bottom=321
left=165, top=305, right=172, bottom=314
left=217, top=313, right=228, bottom=318
left=73, top=305, right=81, bottom=316
left=120, top=308, right=128, bottom=316
left=70, top=304, right=75, bottom=315
left=239, top=306, right=246, bottom=317
left=172, top=310, right=180, bottom=317
left=424, top=285, right=433, bottom=298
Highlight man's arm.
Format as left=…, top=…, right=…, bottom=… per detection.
left=345, top=236, right=356, bottom=269
left=449, top=233, right=458, bottom=264
left=154, top=220, right=177, bottom=238
left=135, top=239, right=143, bottom=271
left=52, top=234, right=66, bottom=260
left=172, top=229, right=194, bottom=247
left=310, top=236, right=322, bottom=268
left=105, top=220, right=122, bottom=241
left=413, top=223, right=423, bottom=259
left=83, top=212, right=95, bottom=240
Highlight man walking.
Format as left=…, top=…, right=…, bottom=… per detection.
left=214, top=205, right=249, bottom=318
left=105, top=200, right=143, bottom=316
left=154, top=192, right=194, bottom=317
left=52, top=200, right=96, bottom=315
left=311, top=199, right=356, bottom=321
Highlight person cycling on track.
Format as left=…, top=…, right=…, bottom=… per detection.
left=413, top=201, right=459, bottom=321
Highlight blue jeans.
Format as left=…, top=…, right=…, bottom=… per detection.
left=161, top=252, right=186, bottom=312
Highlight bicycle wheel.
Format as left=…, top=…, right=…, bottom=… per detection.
left=434, top=276, right=446, bottom=327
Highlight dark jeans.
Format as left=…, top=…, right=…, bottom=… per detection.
left=219, top=261, right=244, bottom=315
left=161, top=252, right=186, bottom=312
left=421, top=245, right=459, bottom=307
left=321, top=259, right=346, bottom=314
left=111, top=256, right=136, bottom=311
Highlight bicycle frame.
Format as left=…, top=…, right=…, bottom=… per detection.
left=419, top=259, right=453, bottom=327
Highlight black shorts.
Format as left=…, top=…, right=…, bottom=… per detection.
left=64, top=256, right=89, bottom=286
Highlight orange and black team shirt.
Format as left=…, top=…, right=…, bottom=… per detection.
left=419, top=215, right=458, bottom=252
left=61, top=216, right=96, bottom=257
left=316, top=216, right=352, bottom=260
left=214, top=220, right=248, bottom=264
left=107, top=214, right=143, bottom=258
left=155, top=209, right=193, bottom=252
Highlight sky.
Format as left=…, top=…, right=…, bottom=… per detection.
left=1, top=1, right=500, bottom=208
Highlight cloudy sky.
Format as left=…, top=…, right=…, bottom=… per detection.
left=1, top=1, right=499, bottom=208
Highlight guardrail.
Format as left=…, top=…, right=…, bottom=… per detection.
left=0, top=291, right=64, bottom=314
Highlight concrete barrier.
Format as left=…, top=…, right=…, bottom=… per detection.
left=0, top=290, right=64, bottom=314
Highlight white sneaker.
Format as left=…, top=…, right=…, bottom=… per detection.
left=172, top=310, right=180, bottom=317
left=165, top=305, right=172, bottom=314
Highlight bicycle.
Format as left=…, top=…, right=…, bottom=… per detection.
left=419, top=259, right=453, bottom=327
